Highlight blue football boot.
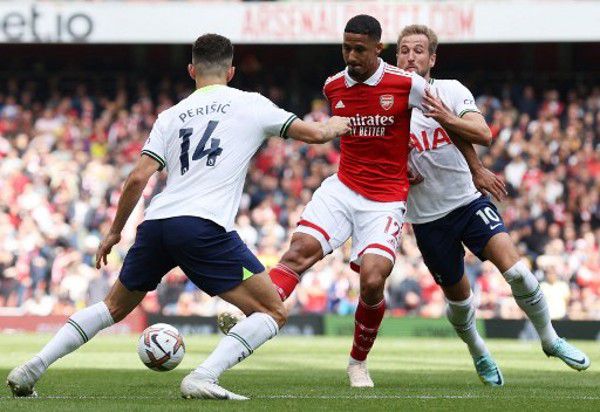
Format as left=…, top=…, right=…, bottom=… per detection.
left=474, top=354, right=504, bottom=386
left=543, top=338, right=590, bottom=371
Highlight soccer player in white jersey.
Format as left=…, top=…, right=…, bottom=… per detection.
left=396, top=24, right=590, bottom=385
left=7, top=34, right=350, bottom=400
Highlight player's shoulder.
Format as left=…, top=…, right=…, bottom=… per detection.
left=323, top=70, right=346, bottom=94
left=433, top=78, right=470, bottom=93
left=153, top=100, right=180, bottom=127
left=383, top=63, right=414, bottom=79
left=159, top=90, right=201, bottom=119
left=383, top=63, right=419, bottom=83
left=242, top=90, right=279, bottom=109
left=381, top=64, right=422, bottom=89
left=222, top=87, right=265, bottom=105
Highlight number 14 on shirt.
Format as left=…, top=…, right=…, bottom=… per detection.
left=179, top=120, right=223, bottom=175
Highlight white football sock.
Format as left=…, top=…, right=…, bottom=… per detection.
left=446, top=292, right=489, bottom=359
left=348, top=357, right=364, bottom=365
left=195, top=312, right=278, bottom=380
left=503, top=261, right=558, bottom=348
left=27, top=302, right=114, bottom=380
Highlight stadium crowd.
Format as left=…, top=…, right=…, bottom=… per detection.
left=0, top=75, right=598, bottom=320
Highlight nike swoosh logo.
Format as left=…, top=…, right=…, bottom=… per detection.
left=494, top=369, right=503, bottom=385
left=562, top=355, right=587, bottom=365
left=489, top=223, right=502, bottom=230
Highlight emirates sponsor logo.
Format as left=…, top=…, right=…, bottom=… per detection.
left=349, top=114, right=395, bottom=137
left=380, top=94, right=394, bottom=110
left=349, top=114, right=394, bottom=126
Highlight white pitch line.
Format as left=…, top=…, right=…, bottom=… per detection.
left=2, top=395, right=600, bottom=401
left=257, top=395, right=600, bottom=400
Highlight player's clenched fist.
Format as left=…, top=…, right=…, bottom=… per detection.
left=326, top=116, right=352, bottom=138
left=408, top=167, right=424, bottom=186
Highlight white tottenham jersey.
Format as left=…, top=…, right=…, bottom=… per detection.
left=142, top=84, right=297, bottom=231
left=406, top=79, right=482, bottom=224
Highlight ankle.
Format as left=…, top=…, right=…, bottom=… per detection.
left=541, top=336, right=560, bottom=351
left=25, top=356, right=47, bottom=381
left=192, top=366, right=218, bottom=382
left=349, top=356, right=365, bottom=365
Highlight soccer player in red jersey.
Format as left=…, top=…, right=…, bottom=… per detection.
left=267, top=15, right=429, bottom=387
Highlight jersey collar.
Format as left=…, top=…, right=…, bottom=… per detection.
left=194, top=84, right=227, bottom=94
left=344, top=58, right=385, bottom=88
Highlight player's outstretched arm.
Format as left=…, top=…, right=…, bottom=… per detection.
left=422, top=90, right=492, bottom=146
left=95, top=155, right=160, bottom=268
left=286, top=116, right=351, bottom=144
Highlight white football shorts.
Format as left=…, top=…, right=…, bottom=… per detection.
left=295, top=174, right=406, bottom=272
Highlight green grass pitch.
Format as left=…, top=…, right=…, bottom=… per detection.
left=0, top=333, right=598, bottom=411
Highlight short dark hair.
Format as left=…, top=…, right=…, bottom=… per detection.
left=344, top=14, right=382, bottom=41
left=192, top=33, right=234, bottom=75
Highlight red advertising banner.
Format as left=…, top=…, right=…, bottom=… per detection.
left=241, top=2, right=475, bottom=42
left=1, top=1, right=598, bottom=44
left=0, top=308, right=147, bottom=334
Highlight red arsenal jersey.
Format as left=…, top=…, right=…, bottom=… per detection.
left=323, top=59, right=428, bottom=202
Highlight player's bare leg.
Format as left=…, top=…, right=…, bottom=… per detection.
left=7, top=279, right=145, bottom=397
left=270, top=233, right=324, bottom=300
left=442, top=276, right=503, bottom=386
left=217, top=233, right=320, bottom=334
left=483, top=233, right=590, bottom=370
left=182, top=272, right=286, bottom=401
left=345, top=254, right=391, bottom=388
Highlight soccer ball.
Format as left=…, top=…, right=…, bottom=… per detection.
left=137, top=323, right=185, bottom=371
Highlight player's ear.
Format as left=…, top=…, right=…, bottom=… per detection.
left=375, top=41, right=384, bottom=56
left=226, top=66, right=236, bottom=83
left=187, top=64, right=196, bottom=80
left=430, top=53, right=436, bottom=69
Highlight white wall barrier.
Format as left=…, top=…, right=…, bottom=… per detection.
left=0, top=1, right=599, bottom=44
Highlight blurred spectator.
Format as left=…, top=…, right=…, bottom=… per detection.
left=540, top=266, right=570, bottom=319
left=0, top=74, right=598, bottom=320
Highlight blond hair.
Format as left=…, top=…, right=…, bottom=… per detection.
left=397, top=25, right=438, bottom=55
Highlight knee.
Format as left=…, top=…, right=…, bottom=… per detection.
left=265, top=300, right=287, bottom=329
left=281, top=238, right=321, bottom=274
left=360, top=258, right=391, bottom=293
left=359, top=272, right=388, bottom=303
left=501, top=260, right=530, bottom=283
left=485, top=234, right=521, bottom=273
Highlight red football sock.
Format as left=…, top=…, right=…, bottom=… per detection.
left=350, top=298, right=386, bottom=361
left=268, top=263, right=300, bottom=301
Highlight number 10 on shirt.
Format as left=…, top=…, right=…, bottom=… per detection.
left=179, top=120, right=223, bottom=175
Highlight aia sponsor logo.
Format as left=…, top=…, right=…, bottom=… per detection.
left=380, top=94, right=394, bottom=111
left=409, top=127, right=452, bottom=152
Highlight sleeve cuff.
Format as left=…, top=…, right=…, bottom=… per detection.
left=279, top=114, right=298, bottom=139
left=458, top=109, right=482, bottom=118
left=141, top=150, right=166, bottom=171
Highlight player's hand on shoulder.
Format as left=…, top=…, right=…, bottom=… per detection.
left=95, top=232, right=122, bottom=269
left=326, top=116, right=352, bottom=138
left=472, top=167, right=507, bottom=202
left=422, top=89, right=454, bottom=124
